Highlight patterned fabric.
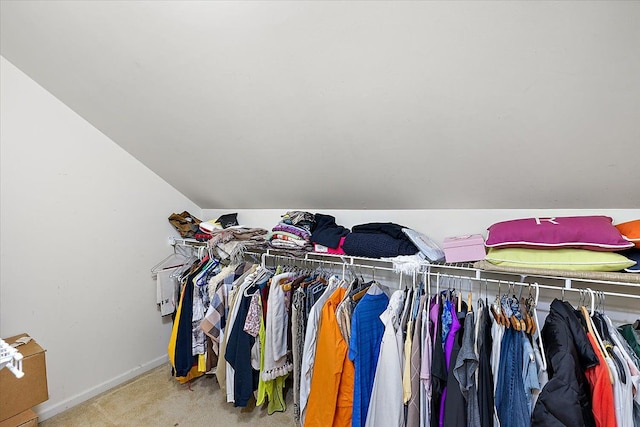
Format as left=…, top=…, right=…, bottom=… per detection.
left=243, top=293, right=262, bottom=337
left=292, top=288, right=306, bottom=424
left=204, top=266, right=255, bottom=356
left=268, top=231, right=306, bottom=242
left=272, top=223, right=311, bottom=240
left=336, top=295, right=353, bottom=342
left=441, top=299, right=453, bottom=348
left=281, top=210, right=315, bottom=233
left=202, top=276, right=231, bottom=355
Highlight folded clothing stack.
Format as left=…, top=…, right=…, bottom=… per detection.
left=311, top=215, right=419, bottom=258
left=267, top=211, right=315, bottom=252
left=343, top=222, right=418, bottom=258
left=483, top=215, right=637, bottom=272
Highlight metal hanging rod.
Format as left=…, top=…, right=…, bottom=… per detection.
left=167, top=239, right=640, bottom=297
left=243, top=250, right=640, bottom=299
left=168, top=237, right=207, bottom=247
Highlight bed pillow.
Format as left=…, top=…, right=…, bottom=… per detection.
left=616, top=220, right=640, bottom=248
left=620, top=249, right=640, bottom=272
left=485, top=248, right=636, bottom=272
left=485, top=215, right=634, bottom=251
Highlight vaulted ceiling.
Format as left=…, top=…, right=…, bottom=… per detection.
left=1, top=1, right=639, bottom=209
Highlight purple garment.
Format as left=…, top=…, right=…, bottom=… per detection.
left=272, top=223, right=311, bottom=240
left=430, top=299, right=440, bottom=346
left=440, top=301, right=461, bottom=427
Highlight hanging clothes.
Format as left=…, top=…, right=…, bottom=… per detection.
left=262, top=271, right=296, bottom=381
left=255, top=292, right=288, bottom=415
left=430, top=298, right=445, bottom=427
left=452, top=310, right=480, bottom=427
left=304, top=286, right=352, bottom=427
left=532, top=299, right=599, bottom=427
left=156, top=266, right=180, bottom=316
left=521, top=333, right=540, bottom=418
left=349, top=291, right=389, bottom=427
left=365, top=289, right=406, bottom=427
left=168, top=262, right=202, bottom=380
left=442, top=299, right=466, bottom=427
left=476, top=301, right=494, bottom=427
left=419, top=296, right=433, bottom=427
left=406, top=295, right=426, bottom=427
left=299, top=276, right=341, bottom=424
left=224, top=268, right=261, bottom=403
left=585, top=331, right=618, bottom=427
left=495, top=328, right=528, bottom=427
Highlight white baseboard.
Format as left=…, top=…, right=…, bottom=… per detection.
left=34, top=354, right=169, bottom=421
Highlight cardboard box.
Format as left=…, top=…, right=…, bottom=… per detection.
left=0, top=409, right=38, bottom=427
left=0, top=334, right=48, bottom=421
left=443, top=234, right=487, bottom=263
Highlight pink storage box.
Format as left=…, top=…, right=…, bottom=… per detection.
left=443, top=234, right=486, bottom=263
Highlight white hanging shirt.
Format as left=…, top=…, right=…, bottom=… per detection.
left=365, top=289, right=406, bottom=427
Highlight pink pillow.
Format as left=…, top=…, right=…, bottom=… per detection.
left=485, top=215, right=634, bottom=251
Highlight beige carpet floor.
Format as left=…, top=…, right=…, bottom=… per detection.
left=40, top=365, right=296, bottom=427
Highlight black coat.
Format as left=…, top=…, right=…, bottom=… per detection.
left=531, top=299, right=599, bottom=427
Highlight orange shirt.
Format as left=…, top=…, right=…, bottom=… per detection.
left=305, top=287, right=354, bottom=427
left=585, top=332, right=617, bottom=427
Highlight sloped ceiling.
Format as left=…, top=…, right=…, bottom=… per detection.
left=1, top=1, right=639, bottom=209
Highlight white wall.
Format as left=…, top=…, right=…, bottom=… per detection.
left=2, top=1, right=639, bottom=210
left=0, top=56, right=202, bottom=420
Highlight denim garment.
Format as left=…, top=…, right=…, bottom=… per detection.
left=495, top=328, right=529, bottom=427
left=521, top=334, right=540, bottom=417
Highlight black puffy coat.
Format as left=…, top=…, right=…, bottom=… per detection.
left=531, top=299, right=599, bottom=427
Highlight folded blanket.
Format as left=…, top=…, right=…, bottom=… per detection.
left=272, top=223, right=311, bottom=240
left=207, top=227, right=269, bottom=264
left=342, top=232, right=418, bottom=258
left=311, top=214, right=350, bottom=248
left=267, top=231, right=305, bottom=242
left=270, top=235, right=308, bottom=247
left=352, top=222, right=413, bottom=242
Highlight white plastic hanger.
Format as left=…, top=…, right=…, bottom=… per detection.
left=0, top=339, right=24, bottom=378
left=151, top=244, right=190, bottom=274
left=532, top=282, right=547, bottom=371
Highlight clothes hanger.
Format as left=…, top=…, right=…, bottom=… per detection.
left=490, top=280, right=504, bottom=326
left=425, top=271, right=430, bottom=299
left=456, top=277, right=462, bottom=313
left=507, top=283, right=521, bottom=330
left=516, top=283, right=527, bottom=331
left=151, top=244, right=191, bottom=274
left=580, top=288, right=613, bottom=384
left=496, top=280, right=510, bottom=328
left=530, top=282, right=546, bottom=370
